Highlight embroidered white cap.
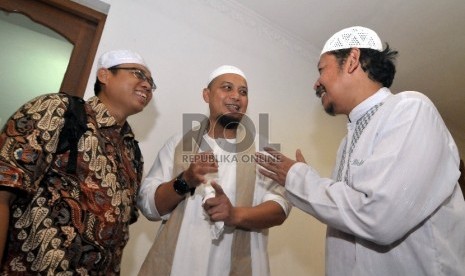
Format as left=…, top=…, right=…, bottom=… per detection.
left=97, top=49, right=147, bottom=69
left=321, top=26, right=383, bottom=56
left=208, top=65, right=246, bottom=85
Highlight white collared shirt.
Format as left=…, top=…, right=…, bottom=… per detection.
left=286, top=88, right=465, bottom=275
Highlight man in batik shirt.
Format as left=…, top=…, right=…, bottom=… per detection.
left=0, top=49, right=156, bottom=275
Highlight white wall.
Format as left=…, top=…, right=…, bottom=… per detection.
left=84, top=0, right=347, bottom=275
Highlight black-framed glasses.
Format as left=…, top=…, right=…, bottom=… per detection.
left=109, top=67, right=157, bottom=91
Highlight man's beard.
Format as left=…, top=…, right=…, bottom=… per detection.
left=325, top=103, right=336, bottom=116
left=217, top=114, right=242, bottom=129
left=317, top=86, right=335, bottom=116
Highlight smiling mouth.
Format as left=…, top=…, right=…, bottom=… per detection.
left=135, top=91, right=147, bottom=103
left=315, top=86, right=326, bottom=98
left=225, top=104, right=240, bottom=112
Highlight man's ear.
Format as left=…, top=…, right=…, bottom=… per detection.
left=97, top=68, right=109, bottom=85
left=203, top=88, right=210, bottom=103
left=347, top=48, right=361, bottom=73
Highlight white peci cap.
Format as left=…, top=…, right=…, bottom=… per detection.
left=208, top=65, right=246, bottom=85
left=321, top=26, right=383, bottom=56
left=97, top=49, right=147, bottom=69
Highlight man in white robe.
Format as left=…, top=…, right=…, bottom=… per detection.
left=256, top=26, right=465, bottom=275
left=137, top=65, right=290, bottom=276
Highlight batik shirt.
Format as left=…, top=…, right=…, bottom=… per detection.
left=0, top=93, right=143, bottom=275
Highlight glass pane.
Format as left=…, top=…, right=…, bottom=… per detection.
left=0, top=11, right=73, bottom=128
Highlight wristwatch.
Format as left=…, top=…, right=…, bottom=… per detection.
left=173, top=172, right=194, bottom=196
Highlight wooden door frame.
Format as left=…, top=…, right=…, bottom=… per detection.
left=0, top=0, right=106, bottom=97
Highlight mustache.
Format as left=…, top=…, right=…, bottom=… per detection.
left=216, top=114, right=241, bottom=129
left=315, top=86, right=326, bottom=98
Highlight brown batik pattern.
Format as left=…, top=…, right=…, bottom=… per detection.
left=0, top=93, right=143, bottom=275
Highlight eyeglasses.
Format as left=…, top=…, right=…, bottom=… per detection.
left=109, top=67, right=157, bottom=91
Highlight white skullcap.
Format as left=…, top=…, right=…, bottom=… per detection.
left=321, top=26, right=383, bottom=56
left=208, top=65, right=246, bottom=85
left=97, top=49, right=147, bottom=69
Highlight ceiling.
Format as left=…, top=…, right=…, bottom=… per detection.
left=233, top=0, right=465, bottom=151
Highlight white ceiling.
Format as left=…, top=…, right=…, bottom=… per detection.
left=233, top=0, right=465, bottom=152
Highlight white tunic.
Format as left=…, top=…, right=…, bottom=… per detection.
left=286, top=88, right=465, bottom=275
left=138, top=134, right=290, bottom=276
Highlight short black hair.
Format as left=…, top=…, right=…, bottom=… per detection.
left=330, top=44, right=398, bottom=88
left=93, top=66, right=119, bottom=96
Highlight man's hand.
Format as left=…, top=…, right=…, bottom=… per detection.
left=255, top=147, right=306, bottom=186
left=155, top=152, right=218, bottom=215
left=203, top=182, right=288, bottom=230
left=203, top=183, right=236, bottom=226
left=183, top=152, right=218, bottom=188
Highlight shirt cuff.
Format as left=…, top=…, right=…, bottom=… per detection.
left=285, top=162, right=320, bottom=195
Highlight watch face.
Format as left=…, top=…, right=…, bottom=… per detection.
left=174, top=177, right=190, bottom=195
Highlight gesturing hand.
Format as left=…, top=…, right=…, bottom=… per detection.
left=255, top=147, right=306, bottom=186
left=203, top=183, right=236, bottom=226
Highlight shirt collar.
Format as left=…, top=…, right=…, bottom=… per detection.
left=348, top=87, right=392, bottom=123
left=87, top=96, right=135, bottom=138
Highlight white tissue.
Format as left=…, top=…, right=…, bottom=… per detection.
left=202, top=183, right=224, bottom=240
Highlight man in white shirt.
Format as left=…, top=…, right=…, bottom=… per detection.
left=137, top=65, right=291, bottom=276
left=256, top=26, right=465, bottom=275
